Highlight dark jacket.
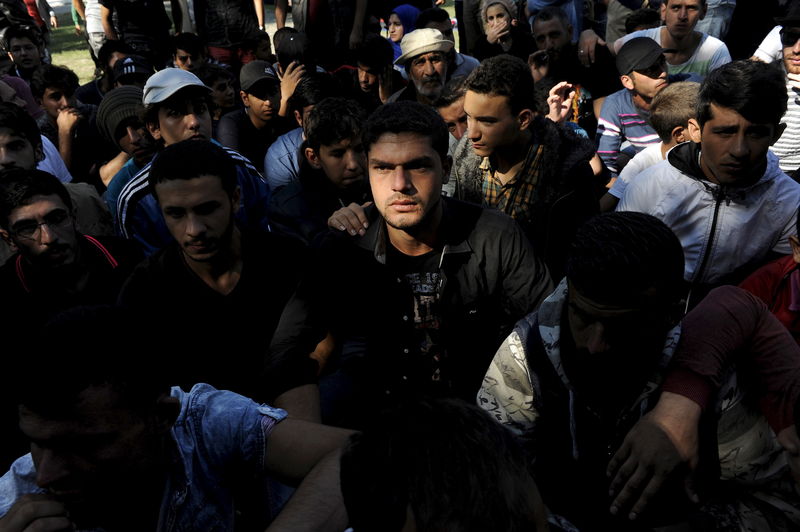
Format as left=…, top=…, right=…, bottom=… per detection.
left=473, top=27, right=537, bottom=62
left=452, top=116, right=598, bottom=281
left=265, top=197, right=553, bottom=424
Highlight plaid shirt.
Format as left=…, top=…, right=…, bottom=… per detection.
left=480, top=141, right=545, bottom=221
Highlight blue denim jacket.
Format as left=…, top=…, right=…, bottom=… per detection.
left=0, top=384, right=287, bottom=531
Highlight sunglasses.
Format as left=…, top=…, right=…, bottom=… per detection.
left=781, top=28, right=800, bottom=47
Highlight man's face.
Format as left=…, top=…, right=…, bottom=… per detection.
left=565, top=282, right=674, bottom=399
left=368, top=132, right=447, bottom=232
left=19, top=385, right=171, bottom=526
left=533, top=17, right=571, bottom=59
left=357, top=63, right=380, bottom=93
left=0, top=128, right=40, bottom=170
left=0, top=80, right=27, bottom=108
left=782, top=26, right=800, bottom=75
left=148, top=96, right=212, bottom=146
left=661, top=0, right=705, bottom=39
left=156, top=175, right=239, bottom=262
left=209, top=78, right=236, bottom=110
left=242, top=82, right=280, bottom=123
left=309, top=136, right=366, bottom=189
left=173, top=48, right=204, bottom=72
left=696, top=103, right=779, bottom=186
left=4, top=194, right=78, bottom=268
left=409, top=52, right=447, bottom=102
left=437, top=97, right=468, bottom=141
left=40, top=87, right=74, bottom=121
left=623, top=57, right=668, bottom=100
left=8, top=37, right=41, bottom=71
left=464, top=90, right=523, bottom=158
left=424, top=20, right=455, bottom=43
left=106, top=51, right=127, bottom=72
left=116, top=120, right=154, bottom=167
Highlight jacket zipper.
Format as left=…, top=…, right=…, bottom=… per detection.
left=692, top=188, right=724, bottom=288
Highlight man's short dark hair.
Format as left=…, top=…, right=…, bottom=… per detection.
left=433, top=76, right=466, bottom=109
left=341, top=397, right=543, bottom=532
left=697, top=60, right=787, bottom=128
left=276, top=32, right=315, bottom=72
left=29, top=64, right=80, bottom=100
left=171, top=32, right=204, bottom=56
left=98, top=39, right=133, bottom=71
left=363, top=101, right=450, bottom=162
left=566, top=212, right=686, bottom=305
left=625, top=8, right=661, bottom=34
left=149, top=139, right=237, bottom=199
left=649, top=81, right=700, bottom=143
left=0, top=168, right=72, bottom=227
left=2, top=26, right=41, bottom=53
left=305, top=97, right=366, bottom=152
left=465, top=55, right=536, bottom=115
left=195, top=63, right=234, bottom=89
left=416, top=7, right=451, bottom=28
left=12, top=306, right=170, bottom=418
left=354, top=33, right=394, bottom=71
left=533, top=6, right=570, bottom=29
left=288, top=72, right=341, bottom=118
left=273, top=27, right=298, bottom=52
left=0, top=102, right=42, bottom=151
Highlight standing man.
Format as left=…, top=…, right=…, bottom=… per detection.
left=388, top=28, right=452, bottom=106
left=452, top=54, right=597, bottom=280
left=99, top=0, right=172, bottom=67
left=267, top=101, right=553, bottom=427
left=192, top=0, right=265, bottom=70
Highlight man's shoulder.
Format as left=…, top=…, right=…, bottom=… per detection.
left=0, top=455, right=41, bottom=518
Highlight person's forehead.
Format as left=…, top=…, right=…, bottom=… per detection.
left=412, top=51, right=443, bottom=63
left=369, top=131, right=437, bottom=156
left=568, top=282, right=662, bottom=318
left=464, top=90, right=512, bottom=115
left=704, top=102, right=765, bottom=127
left=438, top=99, right=465, bottom=120
left=156, top=174, right=227, bottom=203
left=533, top=17, right=565, bottom=35
left=486, top=4, right=508, bottom=15
left=321, top=135, right=361, bottom=152
left=9, top=37, right=35, bottom=48
left=0, top=128, right=29, bottom=146
left=9, top=194, right=69, bottom=221
left=665, top=0, right=702, bottom=8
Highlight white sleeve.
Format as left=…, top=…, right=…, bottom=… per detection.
left=36, top=135, right=73, bottom=183
left=753, top=26, right=783, bottom=63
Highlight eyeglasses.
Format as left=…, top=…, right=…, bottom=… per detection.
left=781, top=28, right=800, bottom=47
left=11, top=209, right=71, bottom=240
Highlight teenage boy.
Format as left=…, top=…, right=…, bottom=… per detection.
left=268, top=97, right=369, bottom=245
left=116, top=68, right=271, bottom=255
left=217, top=60, right=290, bottom=167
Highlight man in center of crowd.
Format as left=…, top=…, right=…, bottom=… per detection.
left=266, top=101, right=552, bottom=427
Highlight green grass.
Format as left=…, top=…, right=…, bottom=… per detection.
left=49, top=13, right=97, bottom=84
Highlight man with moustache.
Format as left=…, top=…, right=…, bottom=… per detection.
left=266, top=101, right=552, bottom=427
left=118, top=139, right=305, bottom=398
left=388, top=29, right=452, bottom=106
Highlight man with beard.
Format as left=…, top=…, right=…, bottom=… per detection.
left=388, top=28, right=452, bottom=106
left=118, top=139, right=305, bottom=398
left=266, top=101, right=552, bottom=427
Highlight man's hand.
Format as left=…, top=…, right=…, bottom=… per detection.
left=607, top=391, right=701, bottom=520
left=778, top=425, right=800, bottom=487
left=74, top=24, right=82, bottom=35
left=486, top=19, right=510, bottom=44
left=528, top=51, right=549, bottom=82
left=546, top=81, right=576, bottom=124
left=50, top=15, right=58, bottom=28
left=328, top=201, right=372, bottom=236
left=578, top=29, right=605, bottom=67
left=0, top=493, right=74, bottom=531
left=280, top=61, right=306, bottom=100
left=56, top=107, right=82, bottom=133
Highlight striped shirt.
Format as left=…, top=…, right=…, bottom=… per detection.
left=116, top=144, right=271, bottom=255
left=617, top=27, right=731, bottom=78
left=772, top=68, right=800, bottom=175
left=596, top=88, right=660, bottom=176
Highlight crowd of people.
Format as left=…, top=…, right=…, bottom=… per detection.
left=0, top=0, right=799, bottom=530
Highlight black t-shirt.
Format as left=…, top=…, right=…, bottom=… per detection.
left=99, top=0, right=170, bottom=37
left=117, top=230, right=306, bottom=398
left=216, top=109, right=290, bottom=171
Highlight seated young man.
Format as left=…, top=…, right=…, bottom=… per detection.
left=264, top=73, right=340, bottom=191
left=217, top=60, right=291, bottom=168
left=170, top=32, right=208, bottom=73
left=116, top=67, right=271, bottom=256
left=30, top=64, right=110, bottom=187
left=2, top=26, right=43, bottom=84
left=600, top=81, right=700, bottom=212
left=0, top=306, right=353, bottom=532
left=268, top=97, right=369, bottom=245
left=118, top=139, right=306, bottom=397
left=479, top=212, right=800, bottom=530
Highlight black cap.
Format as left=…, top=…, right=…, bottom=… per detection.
left=239, top=60, right=279, bottom=92
left=777, top=3, right=800, bottom=28
left=112, top=55, right=153, bottom=84
left=615, top=37, right=673, bottom=76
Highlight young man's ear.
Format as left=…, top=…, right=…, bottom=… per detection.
left=790, top=235, right=800, bottom=264
left=671, top=125, right=688, bottom=144
left=152, top=393, right=181, bottom=434
left=240, top=90, right=250, bottom=107
left=517, top=108, right=533, bottom=131
left=293, top=109, right=303, bottom=128
left=33, top=144, right=44, bottom=164
left=687, top=118, right=702, bottom=143
left=620, top=74, right=635, bottom=91
left=231, top=185, right=242, bottom=214
left=146, top=120, right=162, bottom=141
left=304, top=147, right=321, bottom=169
left=0, top=228, right=13, bottom=247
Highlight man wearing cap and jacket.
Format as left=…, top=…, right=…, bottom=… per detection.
left=388, top=28, right=453, bottom=106
left=115, top=68, right=271, bottom=255
left=597, top=37, right=697, bottom=177
left=217, top=60, right=291, bottom=167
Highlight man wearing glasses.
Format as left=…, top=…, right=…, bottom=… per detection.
left=769, top=6, right=800, bottom=177
left=597, top=37, right=698, bottom=177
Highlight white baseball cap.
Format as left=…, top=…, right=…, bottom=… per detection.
left=143, top=68, right=210, bottom=105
